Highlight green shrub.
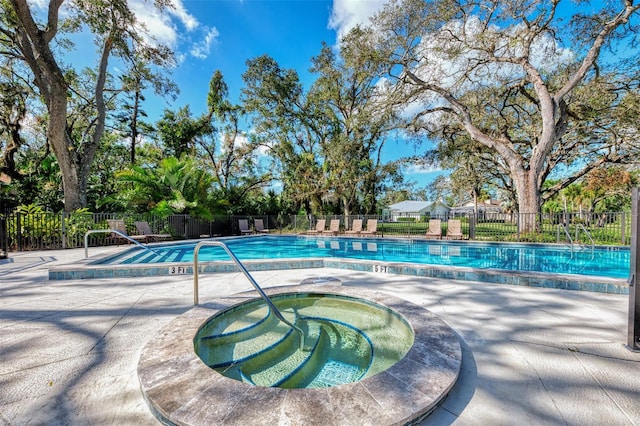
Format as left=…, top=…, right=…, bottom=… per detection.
left=64, top=208, right=95, bottom=245
left=396, top=217, right=417, bottom=222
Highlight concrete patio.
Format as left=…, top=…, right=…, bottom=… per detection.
left=1, top=247, right=639, bottom=425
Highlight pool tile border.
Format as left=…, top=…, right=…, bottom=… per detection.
left=324, top=258, right=628, bottom=295
left=49, top=257, right=629, bottom=295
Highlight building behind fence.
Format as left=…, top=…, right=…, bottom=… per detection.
left=0, top=208, right=631, bottom=253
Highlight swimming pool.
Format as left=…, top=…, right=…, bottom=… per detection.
left=101, top=235, right=629, bottom=279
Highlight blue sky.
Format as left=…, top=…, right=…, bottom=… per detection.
left=126, top=0, right=441, bottom=189
left=32, top=0, right=633, bottom=193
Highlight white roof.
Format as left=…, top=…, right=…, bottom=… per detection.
left=387, top=200, right=433, bottom=213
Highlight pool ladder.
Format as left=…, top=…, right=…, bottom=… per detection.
left=557, top=224, right=595, bottom=273
left=192, top=241, right=307, bottom=350
left=557, top=224, right=595, bottom=250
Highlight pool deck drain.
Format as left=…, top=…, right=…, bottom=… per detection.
left=137, top=284, right=462, bottom=425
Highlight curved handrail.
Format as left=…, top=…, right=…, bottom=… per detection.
left=577, top=224, right=595, bottom=250
left=193, top=240, right=306, bottom=350
left=557, top=223, right=573, bottom=248
left=84, top=229, right=156, bottom=258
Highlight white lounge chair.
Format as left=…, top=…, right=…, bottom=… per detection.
left=446, top=219, right=464, bottom=240
left=425, top=219, right=442, bottom=239
left=322, top=219, right=340, bottom=236
left=360, top=219, right=378, bottom=236
left=254, top=218, right=270, bottom=234
left=345, top=219, right=363, bottom=235
left=307, top=219, right=326, bottom=235
left=107, top=219, right=147, bottom=244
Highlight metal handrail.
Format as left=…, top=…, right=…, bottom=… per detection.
left=577, top=224, right=595, bottom=250
left=84, top=229, right=156, bottom=258
left=193, top=240, right=306, bottom=350
left=557, top=223, right=595, bottom=252
left=557, top=224, right=573, bottom=247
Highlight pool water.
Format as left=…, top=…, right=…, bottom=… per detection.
left=105, top=235, right=629, bottom=279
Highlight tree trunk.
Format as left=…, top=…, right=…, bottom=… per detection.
left=512, top=169, right=541, bottom=233
left=342, top=197, right=351, bottom=217
left=472, top=190, right=478, bottom=222
left=130, top=80, right=141, bottom=165
left=48, top=84, right=85, bottom=211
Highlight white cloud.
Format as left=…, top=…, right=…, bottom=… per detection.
left=129, top=0, right=199, bottom=48
left=328, top=0, right=386, bottom=43
left=130, top=1, right=178, bottom=47
left=190, top=26, right=220, bottom=59
left=405, top=163, right=443, bottom=175
left=219, top=131, right=249, bottom=154
left=233, top=132, right=249, bottom=149
left=168, top=0, right=198, bottom=31
left=127, top=0, right=222, bottom=61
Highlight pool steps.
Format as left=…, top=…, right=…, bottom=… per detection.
left=247, top=323, right=325, bottom=388
left=198, top=311, right=298, bottom=368
left=191, top=245, right=326, bottom=388
left=197, top=309, right=326, bottom=387
left=199, top=304, right=274, bottom=344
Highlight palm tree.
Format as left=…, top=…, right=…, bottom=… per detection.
left=112, top=156, right=214, bottom=219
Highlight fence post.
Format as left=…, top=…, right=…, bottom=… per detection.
left=621, top=211, right=626, bottom=245
left=0, top=206, right=7, bottom=259
left=16, top=212, right=22, bottom=252
left=61, top=211, right=66, bottom=250
left=628, top=188, right=640, bottom=351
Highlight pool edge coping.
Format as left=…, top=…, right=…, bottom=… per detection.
left=49, top=256, right=629, bottom=295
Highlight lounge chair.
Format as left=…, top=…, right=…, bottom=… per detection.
left=107, top=219, right=147, bottom=244
left=425, top=219, right=442, bottom=239
left=307, top=219, right=326, bottom=235
left=322, top=219, right=340, bottom=236
left=360, top=219, right=378, bottom=236
left=345, top=219, right=363, bottom=235
left=254, top=218, right=270, bottom=234
left=239, top=219, right=253, bottom=235
left=135, top=221, right=171, bottom=242
left=446, top=219, right=464, bottom=240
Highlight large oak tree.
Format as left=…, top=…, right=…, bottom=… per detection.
left=368, top=0, right=640, bottom=231
left=1, top=0, right=173, bottom=211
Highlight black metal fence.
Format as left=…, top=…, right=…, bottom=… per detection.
left=0, top=209, right=631, bottom=253
left=0, top=207, right=8, bottom=259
